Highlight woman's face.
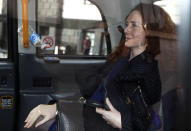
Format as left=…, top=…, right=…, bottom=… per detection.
left=124, top=10, right=146, bottom=48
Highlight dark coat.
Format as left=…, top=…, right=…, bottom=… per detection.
left=76, top=51, right=161, bottom=131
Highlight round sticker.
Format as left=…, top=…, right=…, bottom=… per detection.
left=42, top=36, right=54, bottom=48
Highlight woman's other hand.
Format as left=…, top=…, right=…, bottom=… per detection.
left=96, top=98, right=122, bottom=129
left=24, top=103, right=57, bottom=128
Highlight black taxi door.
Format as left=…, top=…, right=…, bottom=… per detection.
left=0, top=0, right=18, bottom=131
left=16, top=0, right=112, bottom=131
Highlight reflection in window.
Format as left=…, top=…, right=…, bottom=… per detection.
left=37, top=0, right=108, bottom=56
left=0, top=0, right=2, bottom=14
left=0, top=0, right=7, bottom=58
left=154, top=0, right=180, bottom=24
left=84, top=0, right=93, bottom=5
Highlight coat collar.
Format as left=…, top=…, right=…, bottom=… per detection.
left=127, top=50, right=147, bottom=64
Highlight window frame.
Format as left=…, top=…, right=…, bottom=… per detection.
left=0, top=0, right=18, bottom=62
left=0, top=1, right=8, bottom=61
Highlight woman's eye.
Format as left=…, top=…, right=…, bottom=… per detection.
left=132, top=23, right=139, bottom=27
left=125, top=22, right=141, bottom=28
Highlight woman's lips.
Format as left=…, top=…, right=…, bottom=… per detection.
left=126, top=37, right=132, bottom=41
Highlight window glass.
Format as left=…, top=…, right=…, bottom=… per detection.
left=0, top=0, right=7, bottom=59
left=37, top=0, right=109, bottom=56
left=151, top=1, right=180, bottom=129
left=154, top=0, right=180, bottom=25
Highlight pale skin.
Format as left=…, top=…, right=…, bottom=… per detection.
left=95, top=10, right=147, bottom=129
left=96, top=98, right=122, bottom=129
left=24, top=103, right=56, bottom=128
left=24, top=10, right=147, bottom=129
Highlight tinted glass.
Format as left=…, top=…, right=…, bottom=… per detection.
left=37, top=0, right=109, bottom=56
left=0, top=0, right=7, bottom=59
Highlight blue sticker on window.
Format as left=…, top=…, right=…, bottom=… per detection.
left=29, top=32, right=40, bottom=44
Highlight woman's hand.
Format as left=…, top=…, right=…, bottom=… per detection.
left=24, top=103, right=57, bottom=128
left=96, top=98, right=122, bottom=129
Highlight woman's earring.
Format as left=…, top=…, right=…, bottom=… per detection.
left=143, top=24, right=147, bottom=29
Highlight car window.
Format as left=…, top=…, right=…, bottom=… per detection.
left=36, top=0, right=110, bottom=57
left=0, top=0, right=8, bottom=59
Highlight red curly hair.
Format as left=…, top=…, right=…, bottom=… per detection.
left=107, top=3, right=176, bottom=63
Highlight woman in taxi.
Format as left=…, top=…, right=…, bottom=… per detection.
left=24, top=3, right=175, bottom=131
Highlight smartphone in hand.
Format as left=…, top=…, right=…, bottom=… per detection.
left=79, top=84, right=110, bottom=111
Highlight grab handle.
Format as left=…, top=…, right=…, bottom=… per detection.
left=22, top=0, right=29, bottom=48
